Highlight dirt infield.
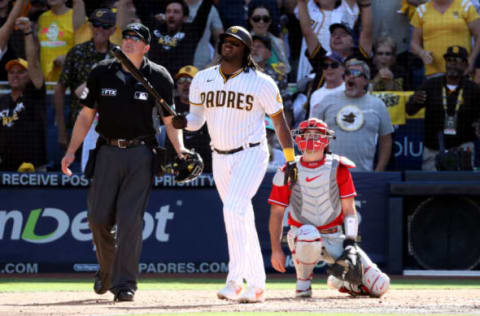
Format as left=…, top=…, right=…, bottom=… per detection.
left=1, top=288, right=480, bottom=316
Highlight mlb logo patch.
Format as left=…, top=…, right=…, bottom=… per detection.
left=134, top=91, right=148, bottom=100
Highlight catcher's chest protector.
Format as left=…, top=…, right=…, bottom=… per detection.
left=288, top=155, right=342, bottom=227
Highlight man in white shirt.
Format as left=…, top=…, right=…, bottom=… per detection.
left=309, top=52, right=345, bottom=118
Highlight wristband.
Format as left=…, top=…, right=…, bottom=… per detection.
left=344, top=215, right=358, bottom=240
left=283, top=147, right=295, bottom=162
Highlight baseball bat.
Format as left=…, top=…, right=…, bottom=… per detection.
left=111, top=46, right=176, bottom=116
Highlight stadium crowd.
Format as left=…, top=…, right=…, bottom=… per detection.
left=0, top=0, right=479, bottom=172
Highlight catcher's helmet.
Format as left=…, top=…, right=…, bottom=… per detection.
left=171, top=150, right=204, bottom=183
left=292, top=118, right=335, bottom=153
left=217, top=25, right=253, bottom=54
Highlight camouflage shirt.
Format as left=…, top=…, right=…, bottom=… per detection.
left=58, top=40, right=113, bottom=127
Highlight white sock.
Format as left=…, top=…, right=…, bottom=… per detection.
left=296, top=279, right=311, bottom=291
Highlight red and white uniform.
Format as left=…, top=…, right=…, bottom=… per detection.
left=269, top=153, right=356, bottom=231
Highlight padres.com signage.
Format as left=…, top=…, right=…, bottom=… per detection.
left=0, top=172, right=399, bottom=274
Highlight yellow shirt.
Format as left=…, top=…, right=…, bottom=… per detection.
left=75, top=23, right=123, bottom=46
left=411, top=0, right=479, bottom=76
left=37, top=9, right=75, bottom=82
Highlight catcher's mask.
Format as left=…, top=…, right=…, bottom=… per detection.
left=292, top=118, right=335, bottom=153
left=171, top=150, right=204, bottom=183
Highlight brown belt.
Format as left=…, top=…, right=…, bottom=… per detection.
left=318, top=227, right=338, bottom=234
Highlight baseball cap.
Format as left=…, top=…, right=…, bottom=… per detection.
left=323, top=52, right=344, bottom=65
left=176, top=65, right=198, bottom=79
left=122, top=22, right=151, bottom=44
left=443, top=45, right=468, bottom=61
left=252, top=34, right=271, bottom=50
left=89, top=8, right=116, bottom=27
left=5, top=58, right=28, bottom=71
left=329, top=23, right=353, bottom=37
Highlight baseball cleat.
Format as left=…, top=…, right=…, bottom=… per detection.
left=238, top=286, right=265, bottom=303
left=217, top=281, right=243, bottom=301
left=295, top=286, right=312, bottom=298
left=327, top=275, right=344, bottom=290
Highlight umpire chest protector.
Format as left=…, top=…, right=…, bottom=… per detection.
left=287, top=155, right=344, bottom=227
left=83, top=58, right=173, bottom=139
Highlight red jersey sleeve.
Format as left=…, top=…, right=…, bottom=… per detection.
left=336, top=165, right=357, bottom=199
left=268, top=168, right=291, bottom=207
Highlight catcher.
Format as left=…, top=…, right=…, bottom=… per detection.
left=268, top=118, right=390, bottom=298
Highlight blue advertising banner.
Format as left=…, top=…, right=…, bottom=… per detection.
left=0, top=171, right=400, bottom=274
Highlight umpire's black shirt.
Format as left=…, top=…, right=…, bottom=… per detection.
left=81, top=57, right=174, bottom=139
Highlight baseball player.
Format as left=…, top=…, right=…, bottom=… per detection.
left=268, top=118, right=390, bottom=298
left=172, top=25, right=297, bottom=303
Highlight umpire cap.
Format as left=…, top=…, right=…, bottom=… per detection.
left=218, top=26, right=253, bottom=54
left=123, top=22, right=151, bottom=44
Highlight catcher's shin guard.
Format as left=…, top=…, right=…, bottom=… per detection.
left=287, top=225, right=322, bottom=283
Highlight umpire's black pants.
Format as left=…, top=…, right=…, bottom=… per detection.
left=87, top=144, right=153, bottom=293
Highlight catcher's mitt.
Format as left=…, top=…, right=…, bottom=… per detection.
left=327, top=244, right=363, bottom=286
left=168, top=150, right=204, bottom=183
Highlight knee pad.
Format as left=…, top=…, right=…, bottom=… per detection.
left=287, top=225, right=322, bottom=265
left=363, top=265, right=390, bottom=297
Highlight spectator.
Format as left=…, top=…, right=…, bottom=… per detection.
left=295, top=0, right=359, bottom=81
left=311, top=59, right=394, bottom=172
left=37, top=0, right=86, bottom=82
left=296, top=0, right=373, bottom=115
left=53, top=8, right=116, bottom=153
left=406, top=45, right=480, bottom=170
left=248, top=3, right=291, bottom=74
left=410, top=0, right=480, bottom=78
left=166, top=65, right=212, bottom=172
left=217, top=0, right=281, bottom=31
left=148, top=0, right=210, bottom=76
left=75, top=0, right=139, bottom=46
left=251, top=34, right=291, bottom=109
left=0, top=0, right=28, bottom=81
left=309, top=52, right=345, bottom=118
left=185, top=0, right=224, bottom=69
left=371, top=35, right=410, bottom=91
left=0, top=17, right=46, bottom=172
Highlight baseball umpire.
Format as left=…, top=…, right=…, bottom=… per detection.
left=268, top=118, right=390, bottom=298
left=172, top=25, right=297, bottom=303
left=61, top=22, right=186, bottom=302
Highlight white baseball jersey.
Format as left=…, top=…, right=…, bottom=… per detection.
left=186, top=65, right=285, bottom=291
left=295, top=0, right=359, bottom=81
left=187, top=65, right=283, bottom=150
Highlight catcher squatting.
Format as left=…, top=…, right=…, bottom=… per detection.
left=268, top=118, right=390, bottom=298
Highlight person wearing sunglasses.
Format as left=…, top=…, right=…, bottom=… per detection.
left=312, top=58, right=394, bottom=172
left=407, top=45, right=480, bottom=171
left=54, top=8, right=117, bottom=156
left=309, top=52, right=345, bottom=118
left=371, top=36, right=409, bottom=91
left=61, top=22, right=187, bottom=302
left=248, top=4, right=291, bottom=75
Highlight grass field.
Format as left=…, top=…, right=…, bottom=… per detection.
left=0, top=276, right=479, bottom=316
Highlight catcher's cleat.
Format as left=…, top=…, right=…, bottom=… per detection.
left=295, top=286, right=312, bottom=298
left=328, top=275, right=370, bottom=297
left=217, top=281, right=243, bottom=301
left=93, top=271, right=110, bottom=295
left=238, top=286, right=265, bottom=303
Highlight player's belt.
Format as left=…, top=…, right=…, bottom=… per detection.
left=213, top=142, right=260, bottom=155
left=318, top=227, right=338, bottom=234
